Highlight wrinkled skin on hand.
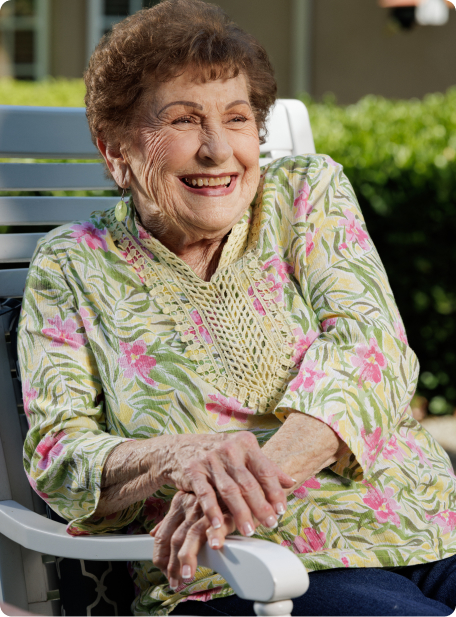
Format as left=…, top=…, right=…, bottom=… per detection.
left=97, top=431, right=294, bottom=538
left=149, top=413, right=347, bottom=586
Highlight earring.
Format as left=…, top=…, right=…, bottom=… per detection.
left=115, top=188, right=129, bottom=222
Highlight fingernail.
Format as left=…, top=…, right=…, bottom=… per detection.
left=291, top=478, right=298, bottom=483
left=275, top=502, right=286, bottom=516
left=210, top=537, right=220, bottom=549
left=182, top=565, right=192, bottom=580
left=265, top=515, right=278, bottom=529
left=243, top=522, right=254, bottom=536
left=169, top=577, right=178, bottom=590
left=212, top=517, right=221, bottom=529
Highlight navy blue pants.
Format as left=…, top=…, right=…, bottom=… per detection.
left=173, top=555, right=456, bottom=616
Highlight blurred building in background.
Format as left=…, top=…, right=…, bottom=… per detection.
left=0, top=0, right=455, bottom=102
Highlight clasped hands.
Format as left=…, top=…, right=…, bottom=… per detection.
left=150, top=430, right=295, bottom=590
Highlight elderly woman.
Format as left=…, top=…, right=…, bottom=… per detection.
left=18, top=1, right=456, bottom=615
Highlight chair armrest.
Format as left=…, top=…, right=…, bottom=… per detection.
left=0, top=500, right=308, bottom=603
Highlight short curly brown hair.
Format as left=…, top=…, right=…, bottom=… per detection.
left=84, top=0, right=277, bottom=148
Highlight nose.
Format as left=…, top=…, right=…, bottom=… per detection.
left=197, top=127, right=233, bottom=166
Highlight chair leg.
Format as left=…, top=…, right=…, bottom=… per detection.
left=0, top=533, right=29, bottom=611
left=253, top=599, right=293, bottom=616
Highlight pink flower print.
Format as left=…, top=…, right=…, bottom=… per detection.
left=263, top=253, right=294, bottom=282
left=383, top=435, right=405, bottom=464
left=338, top=242, right=348, bottom=251
left=394, top=321, right=408, bottom=345
left=36, top=431, right=66, bottom=471
left=67, top=526, right=90, bottom=537
left=206, top=393, right=255, bottom=426
left=289, top=360, right=326, bottom=393
left=341, top=556, right=349, bottom=568
left=183, top=587, right=223, bottom=603
left=426, top=510, right=456, bottom=535
left=321, top=318, right=338, bottom=332
left=361, top=426, right=384, bottom=465
left=350, top=338, right=387, bottom=388
left=118, top=340, right=157, bottom=386
left=406, top=436, right=432, bottom=468
left=23, top=379, right=37, bottom=418
left=25, top=470, right=48, bottom=500
left=79, top=307, right=94, bottom=333
left=294, top=528, right=327, bottom=553
left=247, top=285, right=266, bottom=316
left=70, top=222, right=108, bottom=251
left=293, top=183, right=312, bottom=218
left=42, top=315, right=87, bottom=349
left=363, top=486, right=400, bottom=527
left=292, top=327, right=319, bottom=364
left=293, top=476, right=321, bottom=498
left=189, top=309, right=213, bottom=344
left=144, top=497, right=169, bottom=524
left=306, top=230, right=318, bottom=257
left=338, top=210, right=369, bottom=251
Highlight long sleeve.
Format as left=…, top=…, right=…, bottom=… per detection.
left=18, top=239, right=141, bottom=534
left=273, top=156, right=419, bottom=481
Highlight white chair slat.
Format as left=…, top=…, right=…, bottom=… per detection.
left=0, top=197, right=118, bottom=226
left=0, top=269, right=28, bottom=298
left=0, top=106, right=98, bottom=159
left=280, top=99, right=316, bottom=156
left=260, top=102, right=294, bottom=155
left=0, top=163, right=113, bottom=191
left=0, top=234, right=44, bottom=263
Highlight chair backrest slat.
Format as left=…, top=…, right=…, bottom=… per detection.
left=0, top=233, right=45, bottom=263
left=0, top=106, right=98, bottom=159
left=0, top=163, right=113, bottom=191
left=0, top=270, right=28, bottom=298
left=0, top=196, right=118, bottom=225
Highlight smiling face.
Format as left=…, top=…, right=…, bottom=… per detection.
left=114, top=69, right=261, bottom=247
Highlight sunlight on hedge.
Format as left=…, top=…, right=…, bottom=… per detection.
left=0, top=78, right=85, bottom=107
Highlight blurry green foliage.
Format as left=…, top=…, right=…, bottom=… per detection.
left=1, top=78, right=454, bottom=411
left=0, top=77, right=85, bottom=107
left=304, top=89, right=456, bottom=412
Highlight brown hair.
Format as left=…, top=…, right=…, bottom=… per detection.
left=84, top=0, right=277, bottom=147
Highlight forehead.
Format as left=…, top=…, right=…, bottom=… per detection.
left=143, top=70, right=250, bottom=111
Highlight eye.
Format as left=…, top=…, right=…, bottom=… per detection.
left=171, top=115, right=195, bottom=125
left=229, top=115, right=247, bottom=123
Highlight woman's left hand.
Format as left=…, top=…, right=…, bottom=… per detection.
left=151, top=490, right=235, bottom=590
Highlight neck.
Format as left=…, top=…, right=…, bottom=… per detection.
left=136, top=209, right=230, bottom=281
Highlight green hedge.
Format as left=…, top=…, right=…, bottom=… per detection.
left=2, top=79, right=454, bottom=412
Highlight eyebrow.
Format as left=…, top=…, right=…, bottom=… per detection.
left=158, top=101, right=203, bottom=115
left=225, top=100, right=250, bottom=110
left=158, top=99, right=251, bottom=115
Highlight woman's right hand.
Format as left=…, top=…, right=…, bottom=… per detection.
left=157, top=431, right=294, bottom=537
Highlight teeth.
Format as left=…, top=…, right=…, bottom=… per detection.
left=185, top=176, right=231, bottom=187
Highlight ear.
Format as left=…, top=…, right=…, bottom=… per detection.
left=97, top=138, right=131, bottom=188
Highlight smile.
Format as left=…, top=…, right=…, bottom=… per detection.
left=181, top=175, right=232, bottom=188
left=179, top=174, right=238, bottom=196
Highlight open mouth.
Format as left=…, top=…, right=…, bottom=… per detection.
left=181, top=175, right=232, bottom=189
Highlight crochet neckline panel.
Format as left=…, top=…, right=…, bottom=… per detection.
left=109, top=202, right=297, bottom=414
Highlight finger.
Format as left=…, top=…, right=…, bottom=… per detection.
left=153, top=493, right=195, bottom=578
left=206, top=513, right=236, bottom=551
left=167, top=502, right=203, bottom=586
left=186, top=466, right=226, bottom=531
left=208, top=457, right=258, bottom=537
left=228, top=465, right=281, bottom=529
left=245, top=452, right=291, bottom=518
left=150, top=520, right=163, bottom=537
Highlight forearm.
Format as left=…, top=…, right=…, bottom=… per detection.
left=262, top=411, right=347, bottom=494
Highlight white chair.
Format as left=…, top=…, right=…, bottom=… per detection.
left=0, top=100, right=316, bottom=616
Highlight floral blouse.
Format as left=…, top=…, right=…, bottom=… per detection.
left=19, top=155, right=456, bottom=616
